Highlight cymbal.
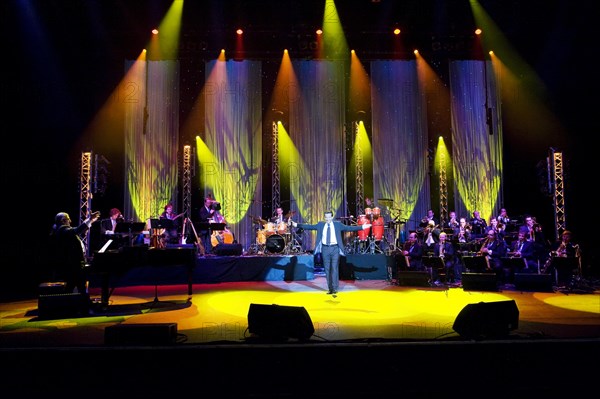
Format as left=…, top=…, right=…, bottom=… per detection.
left=378, top=198, right=394, bottom=205
left=285, top=210, right=296, bottom=218
left=250, top=215, right=267, bottom=225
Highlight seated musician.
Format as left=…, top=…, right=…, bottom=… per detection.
left=484, top=216, right=505, bottom=241
left=477, top=229, right=508, bottom=283
left=397, top=232, right=424, bottom=271
left=469, top=210, right=487, bottom=239
left=160, top=203, right=182, bottom=245
left=507, top=230, right=538, bottom=273
left=432, top=232, right=458, bottom=283
left=544, top=230, right=580, bottom=285
left=99, top=208, right=125, bottom=249
left=100, top=208, right=123, bottom=236
left=454, top=217, right=472, bottom=246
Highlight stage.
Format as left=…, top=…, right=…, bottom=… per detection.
left=90, top=251, right=392, bottom=287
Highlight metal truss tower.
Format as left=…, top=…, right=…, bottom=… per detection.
left=182, top=145, right=192, bottom=217
left=549, top=148, right=566, bottom=240
left=79, top=151, right=93, bottom=256
left=271, top=121, right=281, bottom=212
left=438, top=150, right=448, bottom=226
left=354, top=122, right=365, bottom=216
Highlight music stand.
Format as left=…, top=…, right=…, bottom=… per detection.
left=422, top=256, right=444, bottom=283
left=115, top=222, right=147, bottom=246
left=462, top=256, right=489, bottom=273
left=502, top=257, right=527, bottom=273
left=547, top=257, right=580, bottom=286
left=150, top=219, right=173, bottom=230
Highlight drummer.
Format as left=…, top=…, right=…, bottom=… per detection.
left=270, top=207, right=292, bottom=235
left=271, top=207, right=285, bottom=224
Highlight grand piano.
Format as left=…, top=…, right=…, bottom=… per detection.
left=90, top=244, right=197, bottom=307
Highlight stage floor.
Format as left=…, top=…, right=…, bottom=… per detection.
left=1, top=276, right=599, bottom=348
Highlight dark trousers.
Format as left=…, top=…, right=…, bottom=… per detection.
left=322, top=245, right=340, bottom=292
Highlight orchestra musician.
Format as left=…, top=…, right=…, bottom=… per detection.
left=445, top=211, right=459, bottom=230
left=433, top=232, right=458, bottom=283
left=469, top=210, right=487, bottom=239
left=484, top=216, right=505, bottom=241
left=199, top=196, right=221, bottom=254
left=543, top=230, right=580, bottom=285
left=454, top=217, right=472, bottom=245
left=522, top=215, right=549, bottom=265
left=507, top=230, right=538, bottom=274
left=476, top=229, right=507, bottom=282
left=398, top=231, right=424, bottom=271
left=160, top=203, right=183, bottom=245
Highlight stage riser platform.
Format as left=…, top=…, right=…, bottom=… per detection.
left=90, top=254, right=391, bottom=288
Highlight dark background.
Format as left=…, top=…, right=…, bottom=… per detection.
left=1, top=0, right=595, bottom=298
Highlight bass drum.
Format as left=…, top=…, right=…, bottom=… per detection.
left=266, top=234, right=285, bottom=253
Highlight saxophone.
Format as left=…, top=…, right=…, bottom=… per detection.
left=542, top=241, right=566, bottom=273
left=477, top=237, right=492, bottom=269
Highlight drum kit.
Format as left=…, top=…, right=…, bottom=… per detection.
left=248, top=211, right=303, bottom=255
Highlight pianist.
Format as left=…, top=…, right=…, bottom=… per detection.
left=100, top=208, right=123, bottom=236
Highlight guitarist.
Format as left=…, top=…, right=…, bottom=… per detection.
left=160, top=203, right=184, bottom=245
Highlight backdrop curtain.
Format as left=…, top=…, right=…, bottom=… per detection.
left=123, top=60, right=180, bottom=224
left=200, top=60, right=263, bottom=248
left=450, top=60, right=503, bottom=222
left=370, top=60, right=431, bottom=234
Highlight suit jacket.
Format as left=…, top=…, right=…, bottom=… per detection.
left=50, top=223, right=90, bottom=270
left=510, top=239, right=535, bottom=259
left=100, top=218, right=116, bottom=234
left=297, top=221, right=362, bottom=255
left=198, top=206, right=215, bottom=233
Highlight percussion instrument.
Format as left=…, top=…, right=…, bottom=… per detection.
left=357, top=214, right=370, bottom=241
left=372, top=216, right=385, bottom=240
left=264, top=222, right=276, bottom=236
left=266, top=234, right=286, bottom=253
left=372, top=207, right=381, bottom=219
left=364, top=208, right=373, bottom=220
left=276, top=221, right=288, bottom=235
left=256, top=229, right=267, bottom=245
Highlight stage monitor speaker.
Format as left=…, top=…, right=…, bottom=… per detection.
left=105, top=323, right=178, bottom=345
left=462, top=272, right=498, bottom=291
left=453, top=300, right=519, bottom=340
left=38, top=292, right=88, bottom=319
left=247, top=303, right=314, bottom=341
left=38, top=281, right=67, bottom=295
left=214, top=243, right=243, bottom=256
left=514, top=273, right=554, bottom=292
left=397, top=271, right=431, bottom=287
